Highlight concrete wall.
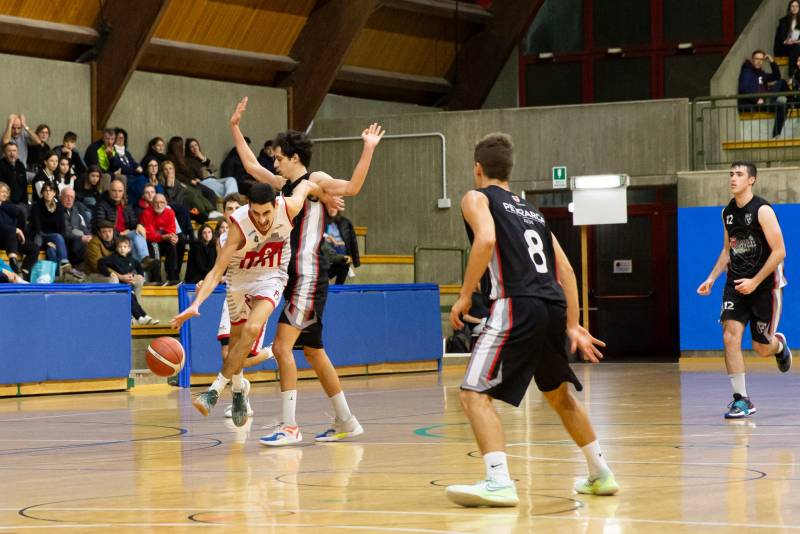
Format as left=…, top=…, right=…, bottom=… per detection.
left=711, top=0, right=782, bottom=96
left=482, top=48, right=519, bottom=110
left=109, top=71, right=287, bottom=168
left=0, top=53, right=91, bottom=150
left=315, top=94, right=438, bottom=122
left=311, top=99, right=690, bottom=264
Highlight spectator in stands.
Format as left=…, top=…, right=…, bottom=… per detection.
left=0, top=182, right=28, bottom=275
left=0, top=141, right=29, bottom=210
left=258, top=139, right=276, bottom=174
left=32, top=151, right=59, bottom=202
left=324, top=206, right=359, bottom=285
left=92, top=178, right=149, bottom=262
left=738, top=50, right=790, bottom=137
left=56, top=155, right=78, bottom=193
left=85, top=219, right=116, bottom=280
left=84, top=128, right=121, bottom=187
left=75, top=165, right=103, bottom=223
left=221, top=136, right=255, bottom=195
left=55, top=131, right=87, bottom=178
left=128, top=158, right=162, bottom=207
left=134, top=182, right=158, bottom=216
left=166, top=136, right=218, bottom=205
left=29, top=182, right=78, bottom=278
left=140, top=137, right=167, bottom=169
left=0, top=256, right=25, bottom=284
left=185, top=223, right=216, bottom=284
left=112, top=128, right=143, bottom=177
left=186, top=137, right=238, bottom=198
left=60, top=187, right=91, bottom=267
left=140, top=193, right=185, bottom=285
left=2, top=114, right=42, bottom=177
left=98, top=235, right=158, bottom=325
left=26, top=124, right=51, bottom=173
left=160, top=160, right=216, bottom=222
left=775, top=1, right=800, bottom=77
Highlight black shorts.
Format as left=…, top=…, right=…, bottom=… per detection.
left=461, top=296, right=582, bottom=407
left=278, top=277, right=329, bottom=349
left=720, top=284, right=783, bottom=344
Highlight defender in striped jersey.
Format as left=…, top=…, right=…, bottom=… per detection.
left=229, top=97, right=384, bottom=446
left=697, top=161, right=791, bottom=419
left=171, top=182, right=324, bottom=427
left=446, top=133, right=618, bottom=508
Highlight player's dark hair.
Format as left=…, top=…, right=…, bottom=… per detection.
left=731, top=160, right=757, bottom=179
left=474, top=133, right=514, bottom=181
left=248, top=183, right=276, bottom=205
left=273, top=130, right=313, bottom=167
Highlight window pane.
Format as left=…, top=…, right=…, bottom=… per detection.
left=664, top=0, right=721, bottom=43
left=521, top=0, right=583, bottom=55
left=664, top=54, right=724, bottom=98
left=735, top=0, right=762, bottom=35
left=593, top=0, right=650, bottom=48
left=524, top=62, right=583, bottom=106
left=594, top=58, right=651, bottom=103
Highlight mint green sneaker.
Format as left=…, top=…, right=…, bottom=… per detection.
left=446, top=479, right=519, bottom=507
left=574, top=471, right=619, bottom=496
left=192, top=389, right=219, bottom=417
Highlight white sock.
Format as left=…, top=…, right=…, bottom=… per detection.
left=330, top=391, right=352, bottom=421
left=581, top=441, right=610, bottom=479
left=483, top=451, right=512, bottom=485
left=729, top=373, right=747, bottom=397
left=210, top=373, right=230, bottom=394
left=231, top=371, right=243, bottom=392
left=282, top=390, right=297, bottom=426
left=775, top=339, right=785, bottom=355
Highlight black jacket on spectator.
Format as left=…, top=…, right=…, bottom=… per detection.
left=31, top=170, right=58, bottom=203
left=92, top=191, right=138, bottom=233
left=221, top=147, right=247, bottom=181
left=75, top=175, right=103, bottom=207
left=0, top=157, right=28, bottom=205
left=774, top=15, right=799, bottom=56
left=113, top=149, right=141, bottom=176
left=30, top=199, right=66, bottom=238
left=140, top=150, right=167, bottom=170
left=83, top=140, right=103, bottom=167
left=98, top=251, right=143, bottom=277
left=738, top=59, right=782, bottom=109
left=326, top=214, right=360, bottom=268
left=27, top=142, right=51, bottom=171
left=55, top=145, right=87, bottom=178
left=184, top=240, right=216, bottom=284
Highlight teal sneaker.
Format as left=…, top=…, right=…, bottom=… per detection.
left=192, top=389, right=219, bottom=417
left=774, top=332, right=792, bottom=373
left=725, top=393, right=756, bottom=419
left=446, top=479, right=519, bottom=507
left=230, top=389, right=248, bottom=427
left=574, top=471, right=619, bottom=496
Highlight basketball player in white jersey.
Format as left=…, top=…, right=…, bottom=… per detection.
left=229, top=97, right=384, bottom=446
left=171, top=181, right=326, bottom=427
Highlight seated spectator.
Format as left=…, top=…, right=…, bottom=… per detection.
left=221, top=136, right=256, bottom=195
left=85, top=219, right=116, bottom=280
left=0, top=182, right=30, bottom=275
left=0, top=256, right=26, bottom=284
left=75, top=165, right=103, bottom=223
left=32, top=151, right=59, bottom=202
left=258, top=139, right=276, bottom=173
left=738, top=50, right=790, bottom=137
left=186, top=137, right=238, bottom=198
left=29, top=182, right=79, bottom=278
left=185, top=223, right=216, bottom=284
left=775, top=0, right=800, bottom=77
left=56, top=155, right=78, bottom=193
left=112, top=128, right=143, bottom=177
left=54, top=131, right=87, bottom=178
left=0, top=141, right=29, bottom=211
left=60, top=187, right=91, bottom=267
left=92, top=178, right=149, bottom=263
left=98, top=235, right=158, bottom=325
left=26, top=124, right=52, bottom=173
left=140, top=137, right=167, bottom=169
left=324, top=206, right=360, bottom=285
left=128, top=158, right=164, bottom=207
left=166, top=136, right=218, bottom=205
left=84, top=128, right=121, bottom=187
left=2, top=114, right=42, bottom=178
left=161, top=160, right=216, bottom=222
left=140, top=193, right=185, bottom=285
left=135, top=182, right=159, bottom=216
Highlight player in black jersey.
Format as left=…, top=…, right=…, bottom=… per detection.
left=445, top=133, right=618, bottom=508
left=697, top=161, right=791, bottom=419
left=228, top=97, right=384, bottom=445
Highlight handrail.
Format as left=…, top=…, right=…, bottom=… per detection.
left=693, top=90, right=800, bottom=102
left=412, top=246, right=466, bottom=284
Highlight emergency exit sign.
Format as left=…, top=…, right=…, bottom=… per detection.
left=552, top=166, right=567, bottom=189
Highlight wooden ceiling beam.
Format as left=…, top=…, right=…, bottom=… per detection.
left=148, top=39, right=298, bottom=72
left=283, top=0, right=379, bottom=131
left=0, top=14, right=98, bottom=45
left=445, top=0, right=543, bottom=110
left=92, top=0, right=170, bottom=132
left=338, top=65, right=450, bottom=94
left=378, top=0, right=492, bottom=24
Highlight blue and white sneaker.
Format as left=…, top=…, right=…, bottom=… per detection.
left=259, top=422, right=302, bottom=447
left=774, top=332, right=792, bottom=373
left=725, top=393, right=756, bottom=419
left=315, top=415, right=364, bottom=442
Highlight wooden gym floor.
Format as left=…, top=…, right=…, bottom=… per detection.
left=0, top=359, right=798, bottom=532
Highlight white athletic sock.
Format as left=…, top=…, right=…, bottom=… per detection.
left=282, top=390, right=297, bottom=426
left=231, top=371, right=244, bottom=392
left=581, top=441, right=610, bottom=479
left=729, top=373, right=747, bottom=397
left=483, top=451, right=512, bottom=485
left=210, top=373, right=230, bottom=394
left=775, top=339, right=785, bottom=355
left=330, top=391, right=352, bottom=422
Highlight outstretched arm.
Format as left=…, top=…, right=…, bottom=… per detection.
left=309, top=123, right=384, bottom=197
left=229, top=96, right=285, bottom=190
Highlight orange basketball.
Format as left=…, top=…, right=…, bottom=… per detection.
left=146, top=337, right=185, bottom=377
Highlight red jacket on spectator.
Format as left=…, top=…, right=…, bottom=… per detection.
left=139, top=205, right=176, bottom=243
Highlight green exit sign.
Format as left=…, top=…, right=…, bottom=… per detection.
left=552, top=166, right=567, bottom=189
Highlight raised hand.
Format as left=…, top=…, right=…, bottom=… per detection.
left=230, top=97, right=248, bottom=127
left=361, top=123, right=385, bottom=149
